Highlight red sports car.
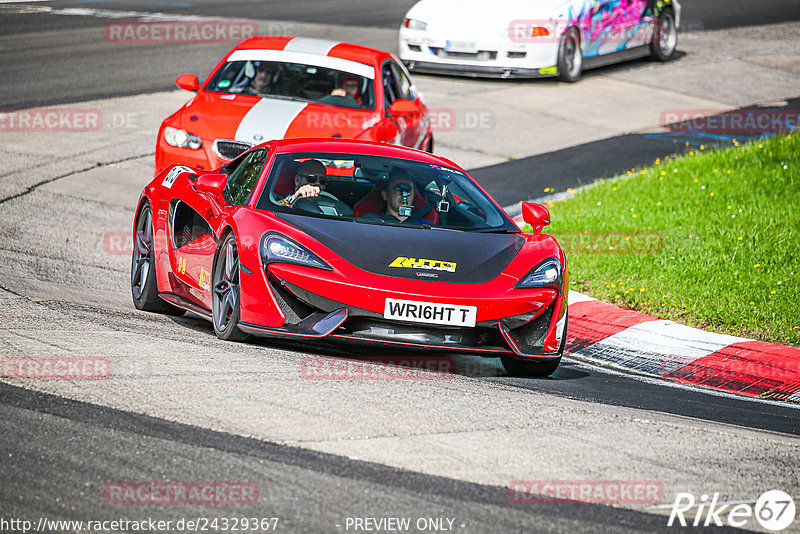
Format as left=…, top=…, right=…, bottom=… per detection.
left=155, top=36, right=433, bottom=176
left=132, top=139, right=567, bottom=376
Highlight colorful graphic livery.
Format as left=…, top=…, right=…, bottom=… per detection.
left=156, top=36, right=433, bottom=175
left=399, top=0, right=680, bottom=81
left=132, top=139, right=568, bottom=377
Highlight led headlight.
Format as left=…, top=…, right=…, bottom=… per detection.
left=164, top=126, right=202, bottom=149
left=261, top=233, right=331, bottom=270
left=515, top=258, right=562, bottom=289
left=403, top=18, right=428, bottom=31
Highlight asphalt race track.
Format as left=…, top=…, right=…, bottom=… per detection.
left=2, top=0, right=800, bottom=109
left=2, top=2, right=800, bottom=533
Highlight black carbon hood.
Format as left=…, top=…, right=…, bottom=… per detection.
left=277, top=213, right=523, bottom=284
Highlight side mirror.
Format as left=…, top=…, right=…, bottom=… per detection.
left=521, top=202, right=550, bottom=234
left=175, top=73, right=199, bottom=92
left=387, top=99, right=418, bottom=116
left=195, top=173, right=227, bottom=195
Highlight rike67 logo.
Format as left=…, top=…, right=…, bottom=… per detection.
left=669, top=490, right=795, bottom=531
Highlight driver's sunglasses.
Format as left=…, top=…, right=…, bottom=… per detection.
left=343, top=82, right=359, bottom=88
left=298, top=173, right=327, bottom=185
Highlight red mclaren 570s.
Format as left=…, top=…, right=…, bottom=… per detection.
left=131, top=138, right=568, bottom=376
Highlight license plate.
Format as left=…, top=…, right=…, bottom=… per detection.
left=445, top=40, right=477, bottom=53
left=384, top=298, right=477, bottom=327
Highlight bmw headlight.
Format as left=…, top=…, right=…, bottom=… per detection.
left=403, top=18, right=428, bottom=31
left=515, top=258, right=562, bottom=289
left=164, top=126, right=202, bottom=149
left=261, top=233, right=331, bottom=270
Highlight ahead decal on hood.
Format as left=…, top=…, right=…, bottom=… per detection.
left=235, top=98, right=308, bottom=145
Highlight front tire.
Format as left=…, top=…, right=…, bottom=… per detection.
left=557, top=27, right=583, bottom=83
left=501, top=355, right=561, bottom=378
left=500, top=315, right=567, bottom=377
left=650, top=8, right=677, bottom=61
left=131, top=203, right=182, bottom=315
left=212, top=233, right=248, bottom=341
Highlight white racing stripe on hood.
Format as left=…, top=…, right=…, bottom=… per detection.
left=235, top=98, right=308, bottom=144
left=283, top=37, right=340, bottom=55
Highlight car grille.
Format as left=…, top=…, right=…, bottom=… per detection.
left=431, top=48, right=497, bottom=61
left=213, top=139, right=252, bottom=160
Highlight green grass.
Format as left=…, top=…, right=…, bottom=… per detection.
left=537, top=134, right=800, bottom=346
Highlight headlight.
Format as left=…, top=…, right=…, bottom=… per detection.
left=164, top=126, right=202, bottom=149
left=515, top=258, right=562, bottom=289
left=261, top=233, right=331, bottom=271
left=403, top=18, right=427, bottom=31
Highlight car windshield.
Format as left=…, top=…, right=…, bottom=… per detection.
left=205, top=58, right=375, bottom=111
left=255, top=153, right=517, bottom=232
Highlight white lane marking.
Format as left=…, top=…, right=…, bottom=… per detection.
left=283, top=36, right=340, bottom=56
left=234, top=98, right=308, bottom=144
left=15, top=6, right=231, bottom=21
left=228, top=49, right=375, bottom=80
left=572, top=319, right=750, bottom=377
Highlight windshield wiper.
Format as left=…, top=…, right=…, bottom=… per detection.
left=262, top=94, right=309, bottom=103
left=351, top=217, right=431, bottom=229
left=472, top=227, right=515, bottom=233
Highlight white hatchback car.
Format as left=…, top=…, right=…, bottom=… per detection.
left=399, top=0, right=680, bottom=82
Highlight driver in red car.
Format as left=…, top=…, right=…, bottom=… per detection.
left=280, top=159, right=331, bottom=205
left=330, top=76, right=362, bottom=106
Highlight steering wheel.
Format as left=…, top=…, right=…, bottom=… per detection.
left=290, top=190, right=339, bottom=204
left=317, top=94, right=361, bottom=109
left=291, top=191, right=352, bottom=217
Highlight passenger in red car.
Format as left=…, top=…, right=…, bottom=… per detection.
left=381, top=170, right=417, bottom=222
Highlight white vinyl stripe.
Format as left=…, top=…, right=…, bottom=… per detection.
left=571, top=320, right=750, bottom=377
left=234, top=99, right=308, bottom=144
left=227, top=49, right=375, bottom=80
left=283, top=37, right=340, bottom=56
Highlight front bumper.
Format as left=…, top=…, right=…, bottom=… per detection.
left=403, top=60, right=553, bottom=79
left=155, top=137, right=228, bottom=176
left=398, top=30, right=559, bottom=79
left=239, top=275, right=565, bottom=359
